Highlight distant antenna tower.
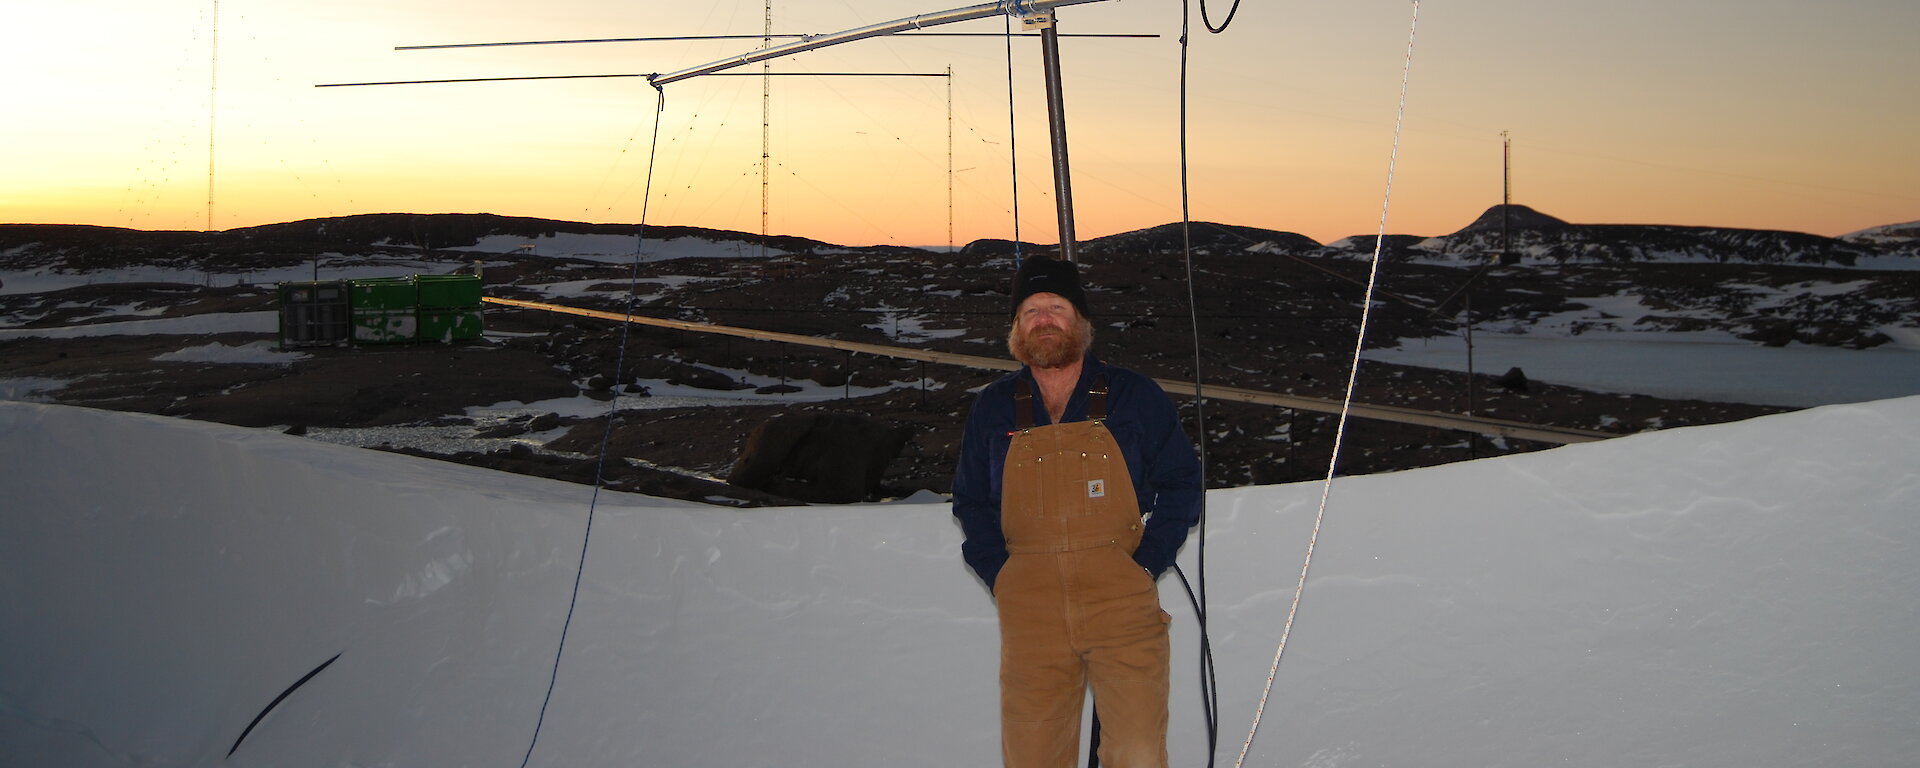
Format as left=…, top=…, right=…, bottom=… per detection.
left=206, top=0, right=220, bottom=233
left=1501, top=130, right=1511, bottom=263
left=760, top=0, right=773, bottom=258
left=947, top=65, right=955, bottom=253
left=1502, top=130, right=1511, bottom=205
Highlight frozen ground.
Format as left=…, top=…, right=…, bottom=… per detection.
left=1367, top=331, right=1920, bottom=407
left=6, top=304, right=1912, bottom=410
left=4, top=225, right=1918, bottom=765
left=448, top=234, right=782, bottom=263
left=0, top=259, right=467, bottom=297
left=3, top=393, right=1915, bottom=767
left=1367, top=288, right=1920, bottom=407
left=0, top=311, right=278, bottom=339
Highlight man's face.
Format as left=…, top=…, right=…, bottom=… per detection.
left=1009, top=292, right=1091, bottom=369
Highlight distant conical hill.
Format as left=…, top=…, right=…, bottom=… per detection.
left=1447, top=204, right=1570, bottom=237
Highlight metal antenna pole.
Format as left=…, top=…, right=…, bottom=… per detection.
left=947, top=64, right=956, bottom=253
left=1501, top=130, right=1511, bottom=260
left=1033, top=12, right=1078, bottom=262
left=206, top=0, right=219, bottom=233
left=649, top=0, right=1108, bottom=87
left=632, top=0, right=1110, bottom=263
left=761, top=0, right=773, bottom=258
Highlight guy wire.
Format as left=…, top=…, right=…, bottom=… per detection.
left=1174, top=0, right=1222, bottom=765
left=517, top=85, right=668, bottom=768
left=1234, top=2, right=1421, bottom=765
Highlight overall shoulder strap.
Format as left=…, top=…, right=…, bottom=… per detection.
left=1013, top=376, right=1035, bottom=430
left=1088, top=374, right=1110, bottom=421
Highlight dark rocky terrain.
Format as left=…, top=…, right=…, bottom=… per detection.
left=3, top=208, right=1915, bottom=505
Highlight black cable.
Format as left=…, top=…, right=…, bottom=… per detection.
left=1005, top=14, right=1023, bottom=262
left=1174, top=564, right=1220, bottom=757
left=1199, top=0, right=1245, bottom=34
left=228, top=653, right=341, bottom=758
left=1424, top=256, right=1501, bottom=321
left=517, top=87, right=666, bottom=768
left=1177, top=0, right=1221, bottom=764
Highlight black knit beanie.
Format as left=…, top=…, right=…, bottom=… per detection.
left=1008, top=256, right=1091, bottom=318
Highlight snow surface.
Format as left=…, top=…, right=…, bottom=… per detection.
left=0, top=260, right=471, bottom=297
left=1367, top=331, right=1920, bottom=408
left=1841, top=220, right=1920, bottom=244
left=866, top=302, right=968, bottom=342
left=3, top=396, right=1916, bottom=767
left=0, top=378, right=63, bottom=401
left=0, top=311, right=278, bottom=339
left=1332, top=237, right=1920, bottom=271
left=445, top=234, right=783, bottom=264
left=519, top=274, right=720, bottom=301
left=1366, top=287, right=1920, bottom=408
left=152, top=341, right=308, bottom=365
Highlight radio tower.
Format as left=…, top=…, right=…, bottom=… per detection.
left=760, top=0, right=773, bottom=258
left=1501, top=130, right=1511, bottom=263
left=206, top=0, right=220, bottom=234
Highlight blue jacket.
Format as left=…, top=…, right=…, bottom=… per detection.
left=952, top=355, right=1203, bottom=590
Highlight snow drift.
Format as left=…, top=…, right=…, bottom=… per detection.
left=2, top=397, right=1916, bottom=767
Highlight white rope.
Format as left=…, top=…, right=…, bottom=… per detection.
left=1232, top=3, right=1421, bottom=765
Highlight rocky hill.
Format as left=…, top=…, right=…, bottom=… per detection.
left=3, top=208, right=1916, bottom=504
left=1843, top=220, right=1920, bottom=257
left=0, top=214, right=870, bottom=275
left=9, top=207, right=1916, bottom=271
left=1323, top=204, right=1909, bottom=268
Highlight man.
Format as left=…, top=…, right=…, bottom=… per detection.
left=952, top=256, right=1203, bottom=768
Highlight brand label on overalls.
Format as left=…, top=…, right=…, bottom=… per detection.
left=1087, top=479, right=1106, bottom=499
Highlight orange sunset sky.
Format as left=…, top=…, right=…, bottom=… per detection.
left=4, top=0, right=1916, bottom=248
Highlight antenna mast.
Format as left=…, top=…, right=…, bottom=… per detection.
left=648, top=0, right=1110, bottom=262
left=761, top=0, right=773, bottom=257
left=1501, top=130, right=1511, bottom=261
left=947, top=65, right=956, bottom=253
left=1032, top=10, right=1078, bottom=262
left=206, top=0, right=219, bottom=233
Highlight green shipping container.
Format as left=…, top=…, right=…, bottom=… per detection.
left=418, top=307, right=484, bottom=342
left=352, top=309, right=418, bottom=344
left=415, top=274, right=482, bottom=309
left=350, top=277, right=417, bottom=311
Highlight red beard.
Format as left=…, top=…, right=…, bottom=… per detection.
left=1009, top=319, right=1090, bottom=369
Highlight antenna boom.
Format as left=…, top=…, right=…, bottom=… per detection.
left=650, top=0, right=1109, bottom=87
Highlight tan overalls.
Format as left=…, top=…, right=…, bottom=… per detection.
left=997, top=379, right=1171, bottom=768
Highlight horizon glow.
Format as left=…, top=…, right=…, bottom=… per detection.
left=3, top=0, right=1916, bottom=247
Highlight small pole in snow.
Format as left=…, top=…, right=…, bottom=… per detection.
left=1465, top=291, right=1477, bottom=459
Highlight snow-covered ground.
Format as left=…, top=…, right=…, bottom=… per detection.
left=302, top=377, right=944, bottom=462
left=1367, top=288, right=1920, bottom=407
left=1368, top=331, right=1920, bottom=407
left=152, top=340, right=309, bottom=365
left=443, top=234, right=782, bottom=264
left=8, top=288, right=1917, bottom=412
left=0, top=260, right=468, bottom=297
left=0, top=311, right=278, bottom=339
left=4, top=393, right=1916, bottom=767
left=0, top=230, right=783, bottom=300
left=5, top=241, right=1918, bottom=765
